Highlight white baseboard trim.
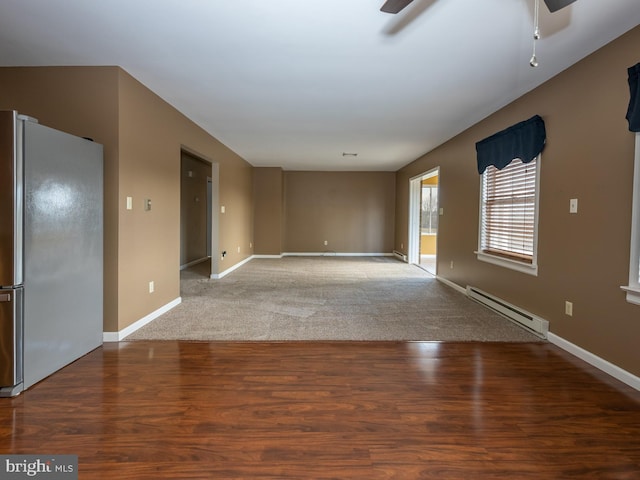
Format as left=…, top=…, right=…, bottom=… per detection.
left=252, top=254, right=284, bottom=259
left=282, top=252, right=394, bottom=257
left=435, top=275, right=467, bottom=295
left=548, top=332, right=640, bottom=392
left=212, top=255, right=253, bottom=279
left=103, top=297, right=182, bottom=342
left=180, top=256, right=209, bottom=270
left=433, top=280, right=640, bottom=391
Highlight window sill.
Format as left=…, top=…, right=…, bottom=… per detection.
left=620, top=285, right=640, bottom=306
left=475, top=251, right=538, bottom=276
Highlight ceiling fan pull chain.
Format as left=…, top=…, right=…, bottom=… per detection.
left=530, top=0, right=540, bottom=67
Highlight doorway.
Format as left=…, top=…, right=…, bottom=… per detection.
left=206, top=176, right=212, bottom=258
left=180, top=150, right=219, bottom=279
left=408, top=168, right=439, bottom=275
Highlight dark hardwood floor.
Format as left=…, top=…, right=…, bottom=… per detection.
left=0, top=341, right=639, bottom=479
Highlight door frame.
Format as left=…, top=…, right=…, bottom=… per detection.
left=408, top=167, right=439, bottom=268
left=180, top=146, right=219, bottom=278
left=206, top=176, right=212, bottom=258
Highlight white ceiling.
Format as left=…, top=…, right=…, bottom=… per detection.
left=1, top=0, right=639, bottom=171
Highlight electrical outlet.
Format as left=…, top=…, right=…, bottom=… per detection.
left=450, top=261, right=454, bottom=269
left=149, top=281, right=154, bottom=293
left=237, top=246, right=241, bottom=253
left=565, top=301, right=573, bottom=316
left=324, top=240, right=328, bottom=246
left=569, top=198, right=578, bottom=214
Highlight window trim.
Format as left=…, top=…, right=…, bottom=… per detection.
left=475, top=155, right=541, bottom=276
left=621, top=133, right=640, bottom=305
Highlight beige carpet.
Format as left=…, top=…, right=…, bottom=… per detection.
left=125, top=256, right=543, bottom=342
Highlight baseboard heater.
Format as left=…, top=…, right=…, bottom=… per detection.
left=393, top=250, right=407, bottom=262
left=466, top=286, right=549, bottom=338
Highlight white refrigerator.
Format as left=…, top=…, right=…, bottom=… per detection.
left=0, top=110, right=103, bottom=397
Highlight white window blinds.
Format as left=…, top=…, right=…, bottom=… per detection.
left=480, top=157, right=538, bottom=263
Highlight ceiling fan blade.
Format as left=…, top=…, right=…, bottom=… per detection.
left=543, top=0, right=578, bottom=13
left=380, top=0, right=414, bottom=14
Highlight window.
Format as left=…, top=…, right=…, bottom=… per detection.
left=421, top=185, right=438, bottom=235
left=621, top=133, right=640, bottom=305
left=477, top=156, right=540, bottom=275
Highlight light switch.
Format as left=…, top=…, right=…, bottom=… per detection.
left=145, top=199, right=152, bottom=211
left=221, top=206, right=226, bottom=214
left=569, top=198, right=578, bottom=214
left=126, top=196, right=133, bottom=210
left=565, top=301, right=573, bottom=316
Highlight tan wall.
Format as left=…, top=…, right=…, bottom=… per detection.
left=422, top=176, right=438, bottom=186
left=0, top=66, right=254, bottom=332
left=395, top=26, right=640, bottom=376
left=180, top=152, right=212, bottom=265
left=284, top=171, right=396, bottom=253
left=116, top=70, right=253, bottom=330
left=420, top=235, right=436, bottom=255
left=253, top=167, right=284, bottom=255
left=0, top=66, right=121, bottom=332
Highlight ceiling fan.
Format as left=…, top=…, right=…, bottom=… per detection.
left=380, top=0, right=577, bottom=14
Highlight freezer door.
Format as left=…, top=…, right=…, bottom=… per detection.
left=0, top=111, right=23, bottom=287
left=23, top=120, right=103, bottom=390
left=0, top=288, right=23, bottom=391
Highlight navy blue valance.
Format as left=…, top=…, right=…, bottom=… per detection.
left=476, top=115, right=546, bottom=174
left=627, top=62, right=640, bottom=132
